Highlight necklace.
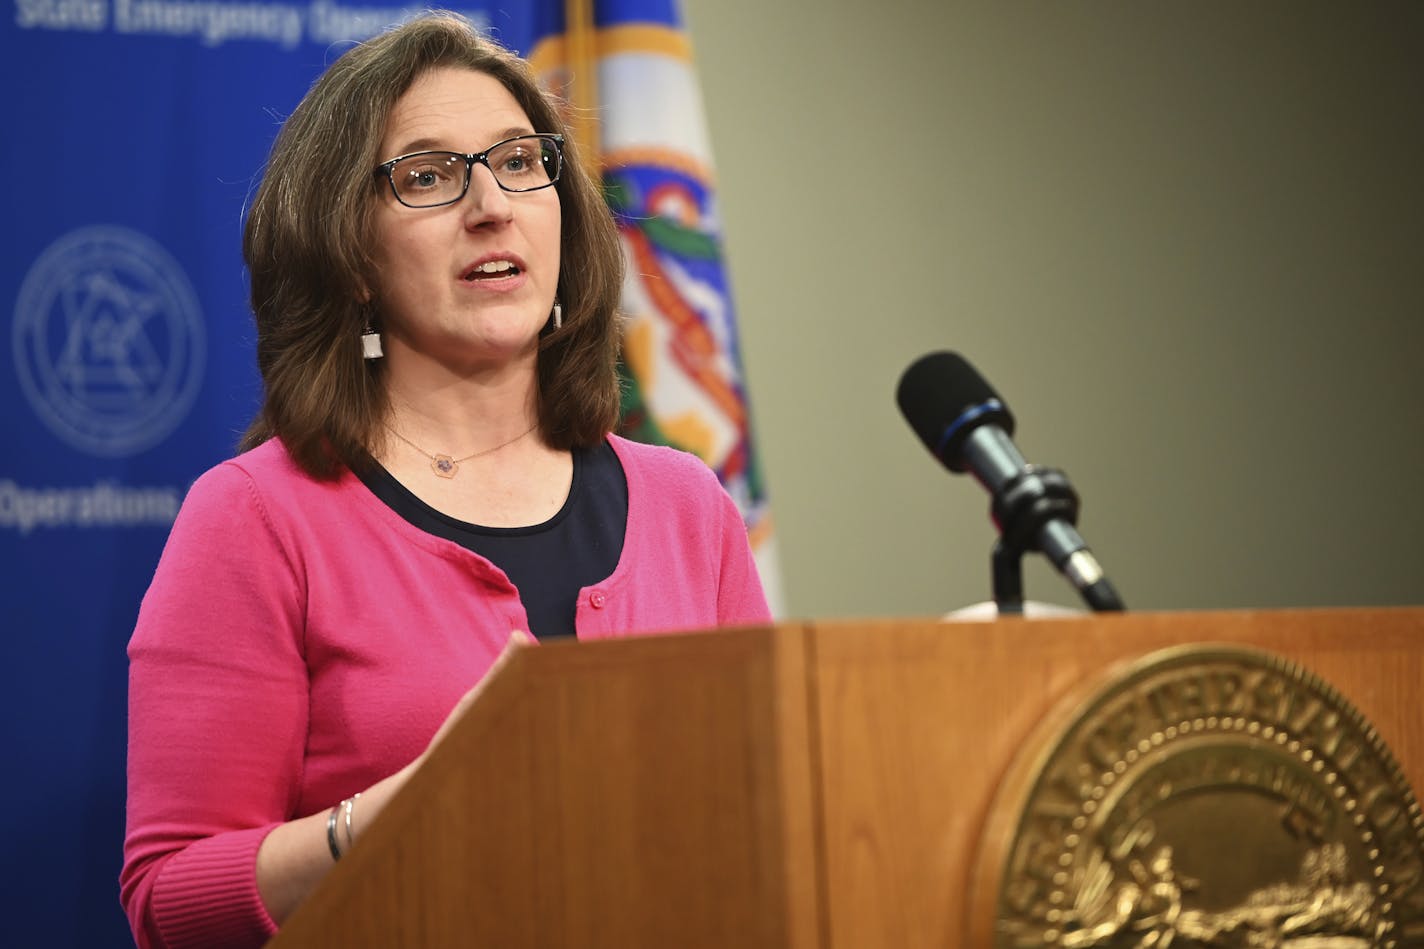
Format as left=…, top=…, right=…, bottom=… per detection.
left=385, top=422, right=538, bottom=479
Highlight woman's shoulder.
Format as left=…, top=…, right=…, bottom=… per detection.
left=185, top=438, right=355, bottom=515
left=166, top=440, right=373, bottom=565
left=187, top=437, right=299, bottom=491
left=605, top=434, right=734, bottom=518
left=606, top=434, right=721, bottom=486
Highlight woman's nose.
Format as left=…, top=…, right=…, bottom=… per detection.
left=461, top=164, right=514, bottom=226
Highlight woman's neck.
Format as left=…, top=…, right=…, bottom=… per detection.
left=380, top=352, right=540, bottom=454
left=372, top=356, right=574, bottom=528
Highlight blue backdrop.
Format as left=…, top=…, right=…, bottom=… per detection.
left=0, top=2, right=678, bottom=943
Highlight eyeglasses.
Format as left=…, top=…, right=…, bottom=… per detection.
left=374, top=134, right=564, bottom=208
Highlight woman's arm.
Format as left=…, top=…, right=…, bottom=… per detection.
left=255, top=628, right=530, bottom=923
left=253, top=761, right=413, bottom=924
left=122, top=462, right=315, bottom=948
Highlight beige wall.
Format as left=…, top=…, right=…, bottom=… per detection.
left=681, top=1, right=1424, bottom=617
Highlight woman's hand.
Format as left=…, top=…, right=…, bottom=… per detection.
left=415, top=629, right=534, bottom=768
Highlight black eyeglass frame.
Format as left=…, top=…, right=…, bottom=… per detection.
left=373, top=133, right=565, bottom=209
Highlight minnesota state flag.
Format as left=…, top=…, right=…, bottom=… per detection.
left=527, top=0, right=785, bottom=614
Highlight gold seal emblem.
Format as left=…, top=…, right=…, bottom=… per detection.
left=973, top=645, right=1424, bottom=948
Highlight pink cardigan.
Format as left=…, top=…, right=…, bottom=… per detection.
left=121, top=435, right=771, bottom=948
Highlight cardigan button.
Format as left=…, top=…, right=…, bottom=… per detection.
left=589, top=591, right=607, bottom=609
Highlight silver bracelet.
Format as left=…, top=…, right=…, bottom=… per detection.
left=342, top=792, right=363, bottom=852
left=325, top=802, right=343, bottom=861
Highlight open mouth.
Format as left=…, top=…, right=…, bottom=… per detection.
left=462, top=260, right=522, bottom=281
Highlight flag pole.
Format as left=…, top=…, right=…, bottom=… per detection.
left=563, top=0, right=602, bottom=171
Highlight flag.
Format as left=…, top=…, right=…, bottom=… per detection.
left=528, top=0, right=785, bottom=615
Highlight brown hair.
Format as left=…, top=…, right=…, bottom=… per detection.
left=240, top=11, right=624, bottom=476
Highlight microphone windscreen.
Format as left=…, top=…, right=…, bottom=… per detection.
left=896, top=351, right=1015, bottom=471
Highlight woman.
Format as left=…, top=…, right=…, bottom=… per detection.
left=120, top=13, right=771, bottom=948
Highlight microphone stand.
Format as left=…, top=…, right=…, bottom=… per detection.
left=991, top=540, right=1027, bottom=616
left=987, top=466, right=1125, bottom=614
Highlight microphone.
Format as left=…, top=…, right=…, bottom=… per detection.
left=896, top=351, right=1124, bottom=613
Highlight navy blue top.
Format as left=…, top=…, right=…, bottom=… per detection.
left=358, top=441, right=628, bottom=639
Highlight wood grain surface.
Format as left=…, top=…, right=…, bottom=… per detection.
left=268, top=607, right=1424, bottom=948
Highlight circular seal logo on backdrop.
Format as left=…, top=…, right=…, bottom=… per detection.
left=973, top=645, right=1424, bottom=948
left=13, top=225, right=206, bottom=457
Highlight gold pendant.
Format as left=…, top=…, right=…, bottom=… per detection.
left=431, top=454, right=458, bottom=478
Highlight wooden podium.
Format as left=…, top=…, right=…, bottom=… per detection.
left=268, top=607, right=1424, bottom=948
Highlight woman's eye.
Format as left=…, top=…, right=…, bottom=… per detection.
left=501, top=155, right=529, bottom=173
left=396, top=156, right=461, bottom=193
left=406, top=166, right=446, bottom=188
